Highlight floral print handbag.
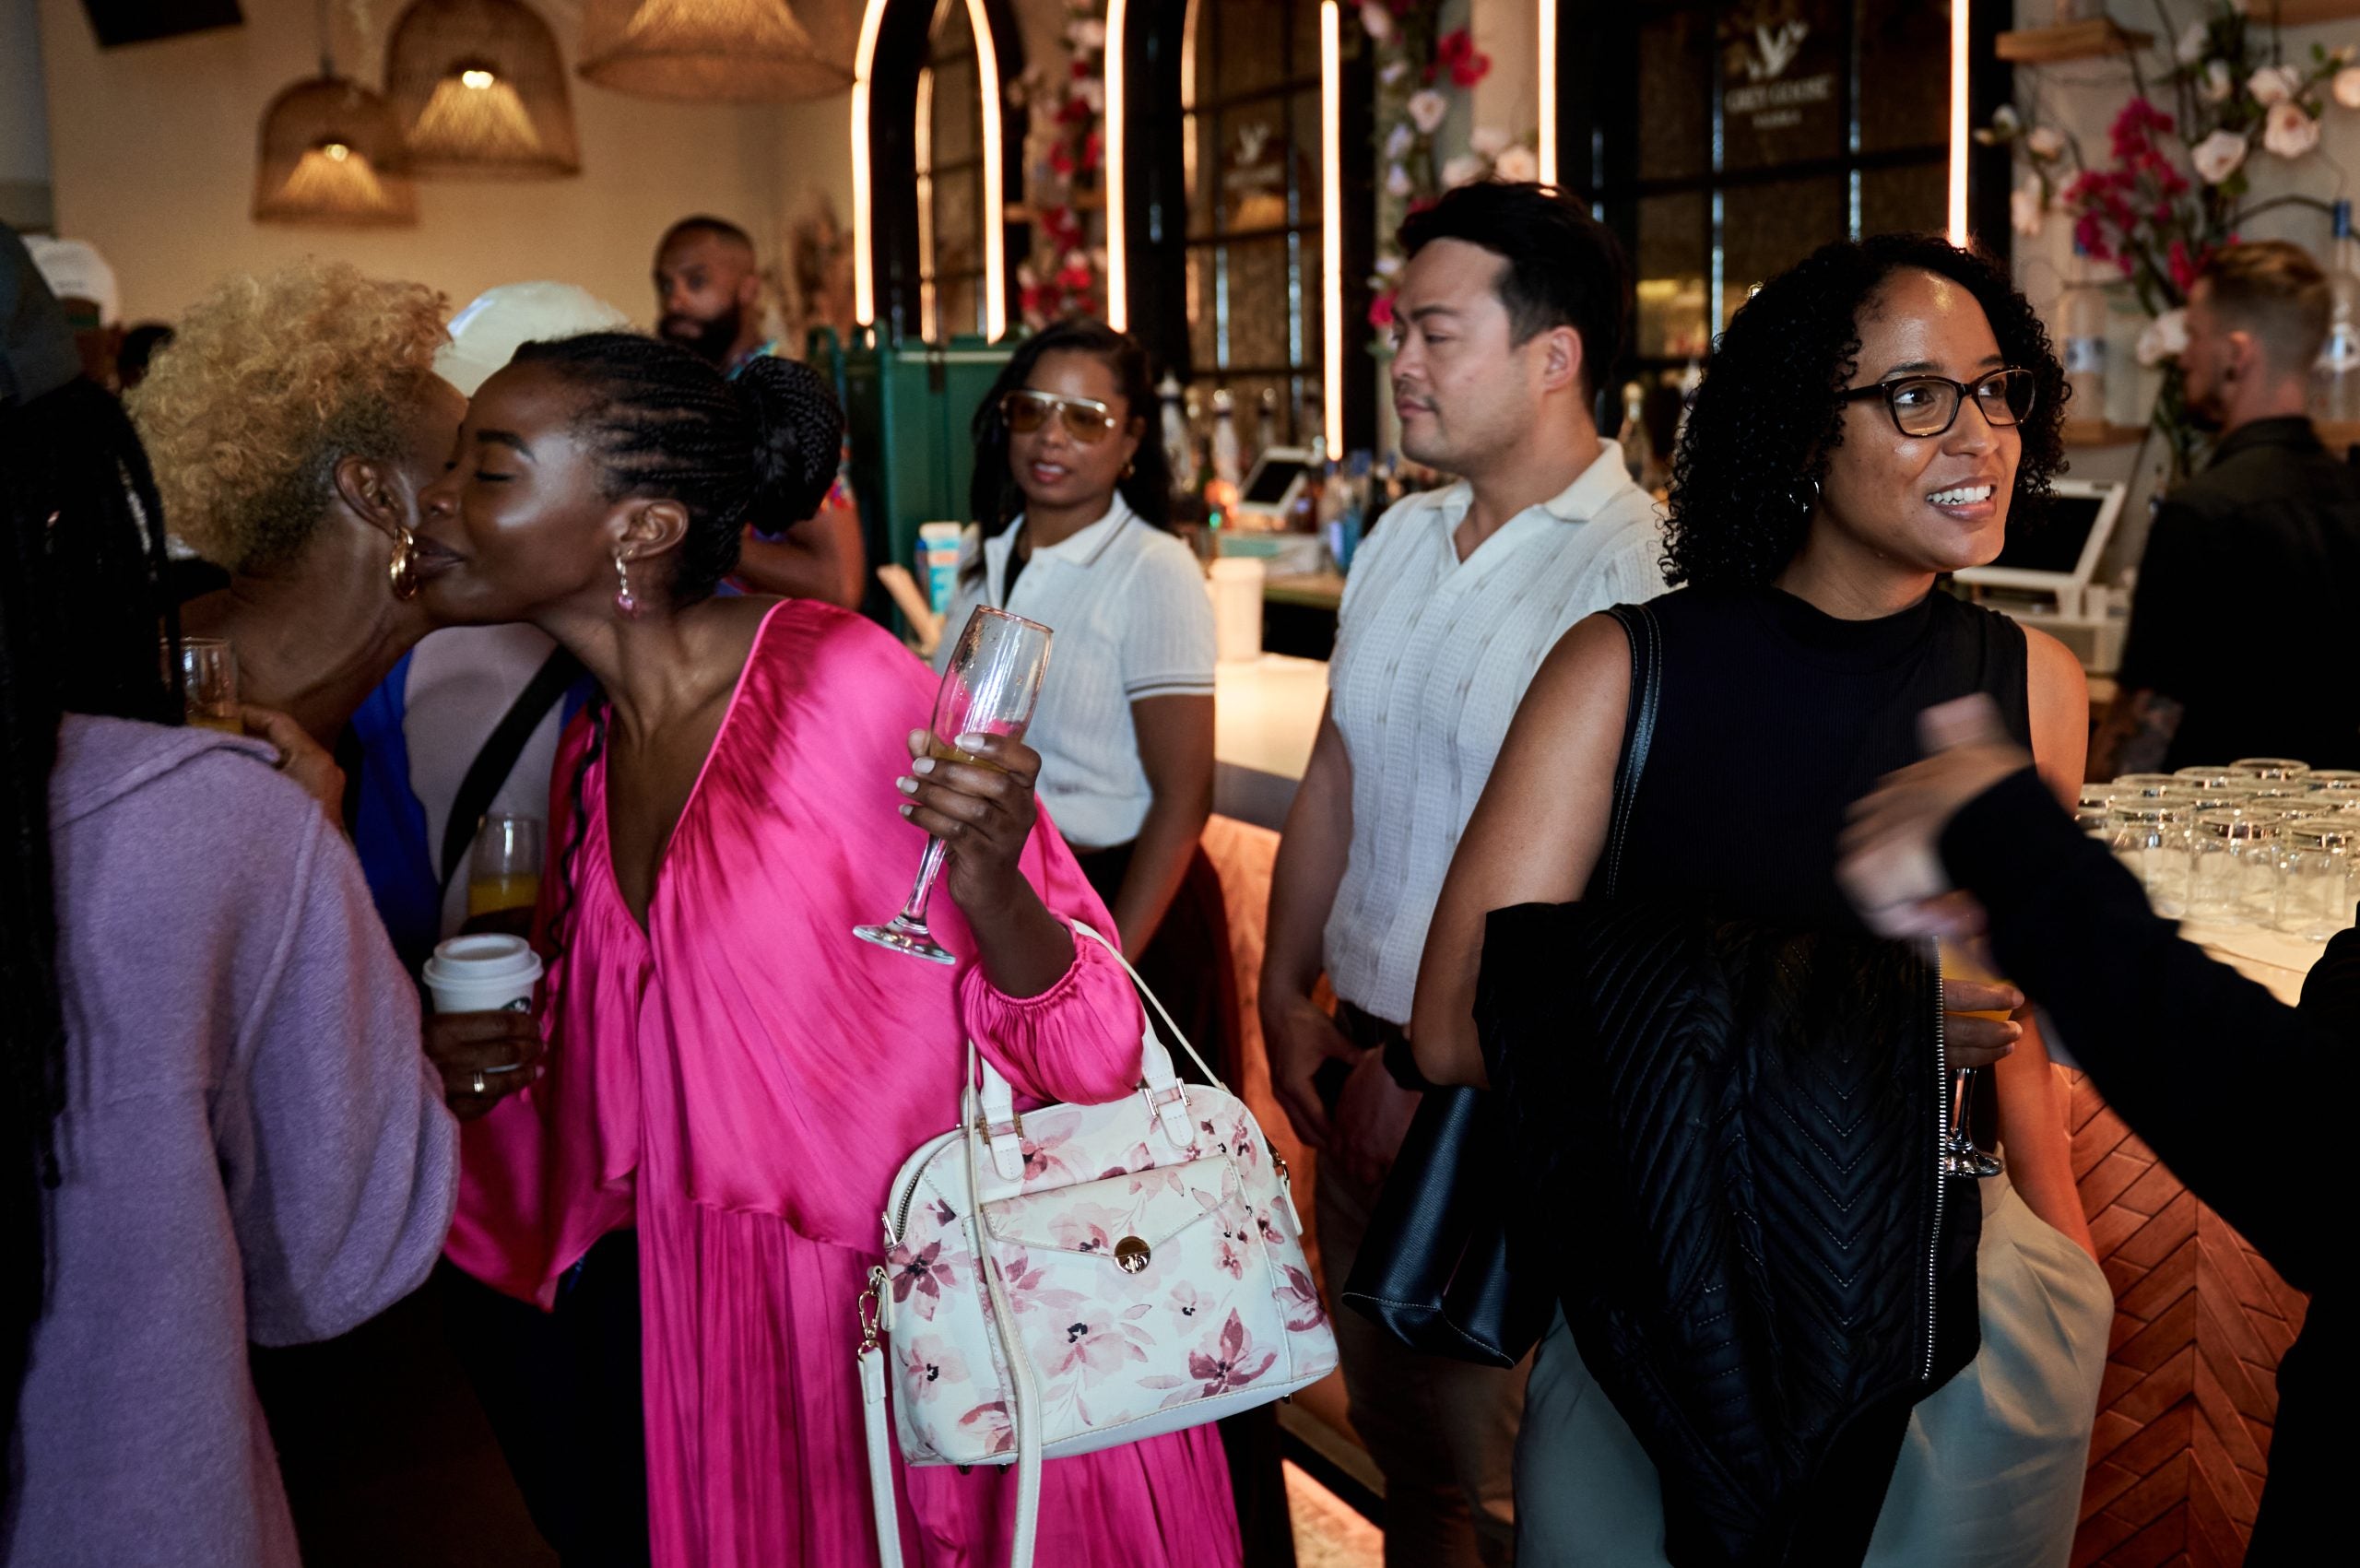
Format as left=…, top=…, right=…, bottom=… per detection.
left=856, top=923, right=1339, bottom=1568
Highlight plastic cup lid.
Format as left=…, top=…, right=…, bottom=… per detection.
left=424, top=934, right=542, bottom=986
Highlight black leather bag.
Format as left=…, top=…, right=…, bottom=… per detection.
left=1339, top=603, right=1663, bottom=1367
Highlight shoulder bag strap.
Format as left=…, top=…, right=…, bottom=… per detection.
left=438, top=648, right=587, bottom=893
left=1599, top=603, right=1664, bottom=902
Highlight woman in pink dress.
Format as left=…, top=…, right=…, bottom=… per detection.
left=419, top=333, right=1242, bottom=1568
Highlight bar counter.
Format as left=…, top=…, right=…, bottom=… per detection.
left=1199, top=654, right=2311, bottom=1562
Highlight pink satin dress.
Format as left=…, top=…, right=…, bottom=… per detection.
left=446, top=601, right=1242, bottom=1568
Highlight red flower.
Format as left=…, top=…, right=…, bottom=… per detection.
left=1081, top=129, right=1103, bottom=171
left=1049, top=142, right=1075, bottom=177
left=1368, top=290, right=1396, bottom=328
left=1058, top=95, right=1091, bottom=125
left=1439, top=29, right=1492, bottom=87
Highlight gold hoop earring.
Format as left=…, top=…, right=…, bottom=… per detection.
left=389, top=525, right=420, bottom=601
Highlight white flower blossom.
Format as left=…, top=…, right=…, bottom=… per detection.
left=1067, top=18, right=1105, bottom=51
left=1386, top=121, right=1415, bottom=159
left=1077, top=78, right=1104, bottom=113
left=2137, top=309, right=2189, bottom=368
left=2192, top=128, right=2248, bottom=184
left=1375, top=254, right=1403, bottom=278
left=2249, top=65, right=2303, bottom=107
left=1380, top=60, right=1408, bottom=86
left=1409, top=89, right=1448, bottom=136
left=1494, top=145, right=1540, bottom=183
left=2011, top=180, right=2043, bottom=239
left=1360, top=3, right=1392, bottom=43
left=2027, top=126, right=2065, bottom=159
left=2203, top=61, right=2235, bottom=104
left=1470, top=125, right=1511, bottom=158
left=1442, top=153, right=1488, bottom=189
left=1386, top=162, right=1412, bottom=198
left=2336, top=65, right=2360, bottom=110
left=2177, top=20, right=2210, bottom=67
left=1990, top=104, right=2020, bottom=136
left=2265, top=99, right=2322, bottom=158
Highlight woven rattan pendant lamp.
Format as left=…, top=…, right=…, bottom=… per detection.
left=254, top=5, right=416, bottom=226
left=386, top=0, right=580, bottom=178
left=576, top=0, right=854, bottom=103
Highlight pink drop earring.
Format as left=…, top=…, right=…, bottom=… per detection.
left=613, top=549, right=641, bottom=618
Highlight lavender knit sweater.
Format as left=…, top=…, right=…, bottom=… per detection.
left=6, top=717, right=458, bottom=1566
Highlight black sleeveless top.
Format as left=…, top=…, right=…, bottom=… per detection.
left=1617, top=584, right=2033, bottom=934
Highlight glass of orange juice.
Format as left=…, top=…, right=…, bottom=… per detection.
left=1935, top=937, right=2007, bottom=1180
left=165, top=637, right=241, bottom=734
left=467, top=813, right=544, bottom=923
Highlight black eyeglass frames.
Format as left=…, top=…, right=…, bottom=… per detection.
left=1837, top=367, right=2038, bottom=439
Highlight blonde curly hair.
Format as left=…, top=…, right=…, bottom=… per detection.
left=129, top=261, right=448, bottom=573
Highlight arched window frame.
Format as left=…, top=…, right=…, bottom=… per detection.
left=1115, top=0, right=1374, bottom=455
left=855, top=0, right=1028, bottom=344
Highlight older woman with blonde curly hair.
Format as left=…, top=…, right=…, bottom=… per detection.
left=132, top=260, right=459, bottom=741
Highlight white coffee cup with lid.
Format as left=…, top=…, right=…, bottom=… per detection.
left=422, top=934, right=544, bottom=1016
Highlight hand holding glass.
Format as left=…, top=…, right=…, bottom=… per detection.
left=855, top=607, right=1054, bottom=964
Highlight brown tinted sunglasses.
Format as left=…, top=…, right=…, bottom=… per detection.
left=1002, top=389, right=1122, bottom=443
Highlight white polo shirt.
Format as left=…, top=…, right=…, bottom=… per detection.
left=1324, top=440, right=1669, bottom=1024
left=938, top=494, right=1216, bottom=850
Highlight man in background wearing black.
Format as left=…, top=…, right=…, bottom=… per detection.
left=2091, top=241, right=2360, bottom=776
left=1842, top=696, right=2349, bottom=1564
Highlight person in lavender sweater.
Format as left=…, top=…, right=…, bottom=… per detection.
left=0, top=228, right=460, bottom=1568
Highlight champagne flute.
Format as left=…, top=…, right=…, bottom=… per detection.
left=164, top=637, right=241, bottom=733
left=855, top=607, right=1054, bottom=964
left=1934, top=937, right=2007, bottom=1180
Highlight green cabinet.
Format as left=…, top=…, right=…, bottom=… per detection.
left=809, top=326, right=1017, bottom=631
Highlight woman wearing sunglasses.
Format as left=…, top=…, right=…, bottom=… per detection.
left=1410, top=235, right=2109, bottom=1564
left=943, top=323, right=1230, bottom=1047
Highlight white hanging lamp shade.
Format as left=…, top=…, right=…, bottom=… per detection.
left=576, top=0, right=855, bottom=103
left=253, top=76, right=418, bottom=227
left=387, top=0, right=581, bottom=178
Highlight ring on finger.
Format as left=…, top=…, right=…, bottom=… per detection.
left=469, top=1071, right=488, bottom=1096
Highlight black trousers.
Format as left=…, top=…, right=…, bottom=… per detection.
left=439, top=1232, right=652, bottom=1568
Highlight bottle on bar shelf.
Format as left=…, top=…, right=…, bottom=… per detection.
left=2060, top=235, right=2109, bottom=426
left=1159, top=372, right=1194, bottom=497
left=2314, top=199, right=2360, bottom=423
left=1210, top=386, right=1242, bottom=489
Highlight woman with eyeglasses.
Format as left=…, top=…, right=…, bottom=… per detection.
left=943, top=323, right=1227, bottom=1049
left=1410, top=235, right=2108, bottom=1564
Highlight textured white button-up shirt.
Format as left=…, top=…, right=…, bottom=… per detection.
left=1324, top=440, right=1669, bottom=1023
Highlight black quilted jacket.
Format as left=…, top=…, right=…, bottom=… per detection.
left=1478, top=901, right=1982, bottom=1568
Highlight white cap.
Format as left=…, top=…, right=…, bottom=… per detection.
left=436, top=280, right=631, bottom=395
left=25, top=235, right=120, bottom=327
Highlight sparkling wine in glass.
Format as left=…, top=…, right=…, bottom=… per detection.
left=1935, top=937, right=2007, bottom=1180
left=855, top=607, right=1053, bottom=964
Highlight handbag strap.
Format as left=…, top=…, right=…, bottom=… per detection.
left=972, top=920, right=1224, bottom=1177
left=1598, top=603, right=1664, bottom=902
left=437, top=647, right=586, bottom=893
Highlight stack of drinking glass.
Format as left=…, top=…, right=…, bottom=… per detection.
left=2092, top=759, right=2360, bottom=941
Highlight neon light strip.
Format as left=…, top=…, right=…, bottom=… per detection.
left=964, top=0, right=1007, bottom=339
left=1537, top=0, right=1557, bottom=187
left=1321, top=0, right=1342, bottom=454
left=1106, top=0, right=1130, bottom=330
left=852, top=0, right=889, bottom=326
left=1948, top=0, right=1970, bottom=245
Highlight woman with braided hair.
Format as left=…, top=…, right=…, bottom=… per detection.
left=427, top=333, right=1240, bottom=1567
